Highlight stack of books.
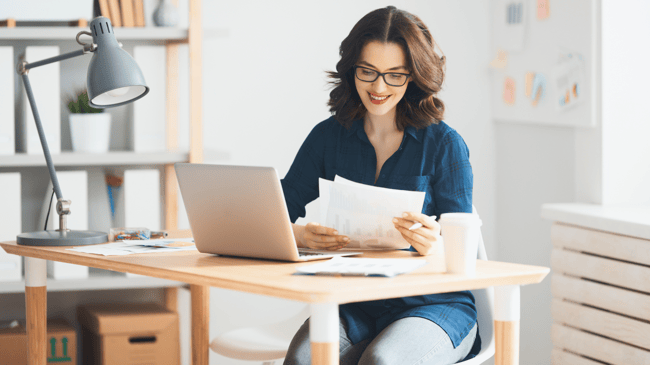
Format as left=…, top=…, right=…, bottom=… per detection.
left=96, top=0, right=146, bottom=27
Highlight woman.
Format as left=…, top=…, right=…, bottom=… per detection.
left=281, top=6, right=479, bottom=365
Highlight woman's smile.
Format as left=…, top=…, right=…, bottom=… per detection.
left=369, top=92, right=391, bottom=104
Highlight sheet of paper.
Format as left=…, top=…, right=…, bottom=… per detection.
left=554, top=52, right=585, bottom=111
left=129, top=238, right=195, bottom=247
left=295, top=257, right=428, bottom=277
left=319, top=176, right=425, bottom=250
left=67, top=238, right=196, bottom=256
left=493, top=0, right=528, bottom=52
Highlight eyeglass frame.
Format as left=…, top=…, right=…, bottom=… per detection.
left=352, top=65, right=411, bottom=87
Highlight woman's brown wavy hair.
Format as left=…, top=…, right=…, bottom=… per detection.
left=328, top=6, right=446, bottom=130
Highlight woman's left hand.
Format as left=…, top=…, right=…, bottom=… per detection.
left=393, top=212, right=441, bottom=256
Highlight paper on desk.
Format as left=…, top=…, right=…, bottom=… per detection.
left=319, top=176, right=425, bottom=250
left=67, top=238, right=196, bottom=256
left=296, top=257, right=428, bottom=277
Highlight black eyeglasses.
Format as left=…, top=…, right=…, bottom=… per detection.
left=353, top=65, right=411, bottom=87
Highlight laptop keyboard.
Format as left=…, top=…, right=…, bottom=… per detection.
left=298, top=251, right=328, bottom=257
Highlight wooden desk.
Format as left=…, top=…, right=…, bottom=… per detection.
left=1, top=233, right=548, bottom=365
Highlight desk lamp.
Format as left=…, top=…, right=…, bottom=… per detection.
left=17, top=17, right=149, bottom=246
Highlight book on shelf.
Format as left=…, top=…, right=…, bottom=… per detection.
left=108, top=0, right=122, bottom=27
left=96, top=0, right=112, bottom=23
left=120, top=0, right=135, bottom=27
left=0, top=173, right=22, bottom=282
left=134, top=0, right=146, bottom=27
left=133, top=46, right=166, bottom=152
left=21, top=46, right=60, bottom=155
left=0, top=47, right=14, bottom=156
left=40, top=171, right=90, bottom=280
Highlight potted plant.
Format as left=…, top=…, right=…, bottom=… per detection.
left=67, top=90, right=111, bottom=153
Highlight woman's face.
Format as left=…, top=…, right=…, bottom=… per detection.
left=354, top=41, right=410, bottom=120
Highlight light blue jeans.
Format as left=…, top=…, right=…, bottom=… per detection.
left=284, top=316, right=478, bottom=365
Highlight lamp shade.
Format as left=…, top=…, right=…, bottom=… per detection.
left=87, top=17, right=149, bottom=108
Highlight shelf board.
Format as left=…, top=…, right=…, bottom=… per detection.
left=0, top=27, right=187, bottom=41
left=0, top=270, right=183, bottom=294
left=0, top=27, right=228, bottom=41
left=0, top=151, right=189, bottom=167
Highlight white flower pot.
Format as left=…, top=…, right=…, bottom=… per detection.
left=69, top=113, right=111, bottom=153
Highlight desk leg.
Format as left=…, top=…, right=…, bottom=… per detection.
left=190, top=284, right=209, bottom=365
left=494, top=285, right=520, bottom=365
left=25, top=257, right=47, bottom=365
left=310, top=302, right=339, bottom=365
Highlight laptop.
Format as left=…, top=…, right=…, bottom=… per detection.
left=174, top=163, right=361, bottom=261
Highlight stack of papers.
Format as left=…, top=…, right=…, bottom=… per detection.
left=67, top=238, right=196, bottom=256
left=319, top=176, right=425, bottom=250
left=296, top=257, right=428, bottom=277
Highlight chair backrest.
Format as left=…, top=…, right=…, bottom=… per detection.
left=464, top=205, right=495, bottom=362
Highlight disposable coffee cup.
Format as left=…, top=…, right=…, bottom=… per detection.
left=439, top=213, right=482, bottom=276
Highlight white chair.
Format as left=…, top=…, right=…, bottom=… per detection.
left=209, top=304, right=310, bottom=364
left=210, top=206, right=495, bottom=364
left=455, top=205, right=496, bottom=364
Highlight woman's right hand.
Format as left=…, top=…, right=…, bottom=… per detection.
left=301, top=222, right=350, bottom=251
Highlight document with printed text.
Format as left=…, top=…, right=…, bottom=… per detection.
left=319, top=176, right=425, bottom=250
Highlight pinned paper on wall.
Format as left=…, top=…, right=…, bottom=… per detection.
left=537, top=0, right=550, bottom=20
left=503, top=77, right=516, bottom=105
left=494, top=0, right=528, bottom=52
left=490, top=0, right=595, bottom=127
left=525, top=72, right=547, bottom=107
left=525, top=72, right=535, bottom=96
left=489, top=49, right=508, bottom=69
left=554, top=52, right=585, bottom=111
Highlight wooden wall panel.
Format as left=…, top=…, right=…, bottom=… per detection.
left=552, top=324, right=650, bottom=364
left=552, top=223, right=650, bottom=266
left=552, top=275, right=650, bottom=321
left=552, top=299, right=650, bottom=350
left=551, top=248, right=650, bottom=293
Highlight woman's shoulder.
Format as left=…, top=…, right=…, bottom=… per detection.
left=314, top=115, right=345, bottom=131
left=421, top=120, right=466, bottom=145
left=307, top=116, right=349, bottom=138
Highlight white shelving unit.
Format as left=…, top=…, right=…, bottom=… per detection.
left=0, top=0, right=206, bottom=317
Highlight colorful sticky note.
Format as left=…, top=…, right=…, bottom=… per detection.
left=525, top=72, right=535, bottom=97
left=503, top=77, right=516, bottom=105
left=489, top=49, right=508, bottom=69
left=531, top=73, right=547, bottom=107
left=537, top=0, right=550, bottom=20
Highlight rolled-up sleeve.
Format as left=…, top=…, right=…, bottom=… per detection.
left=432, top=130, right=473, bottom=215
left=281, top=122, right=328, bottom=222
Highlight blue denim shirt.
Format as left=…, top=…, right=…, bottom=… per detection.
left=281, top=116, right=480, bottom=359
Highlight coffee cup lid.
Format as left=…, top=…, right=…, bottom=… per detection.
left=439, top=213, right=482, bottom=227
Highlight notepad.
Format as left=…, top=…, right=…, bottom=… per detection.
left=295, top=257, right=428, bottom=277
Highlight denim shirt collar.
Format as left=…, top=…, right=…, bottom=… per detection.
left=344, top=119, right=423, bottom=143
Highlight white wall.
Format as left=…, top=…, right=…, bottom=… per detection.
left=495, top=123, right=574, bottom=365
left=202, top=1, right=495, bottom=364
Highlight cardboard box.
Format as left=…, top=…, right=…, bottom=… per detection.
left=0, top=319, right=77, bottom=365
left=77, top=303, right=179, bottom=365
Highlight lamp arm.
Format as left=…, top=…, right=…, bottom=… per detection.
left=20, top=73, right=64, bottom=201
left=19, top=49, right=86, bottom=74
left=17, top=43, right=92, bottom=215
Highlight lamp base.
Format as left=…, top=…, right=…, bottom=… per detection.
left=17, top=230, right=108, bottom=246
